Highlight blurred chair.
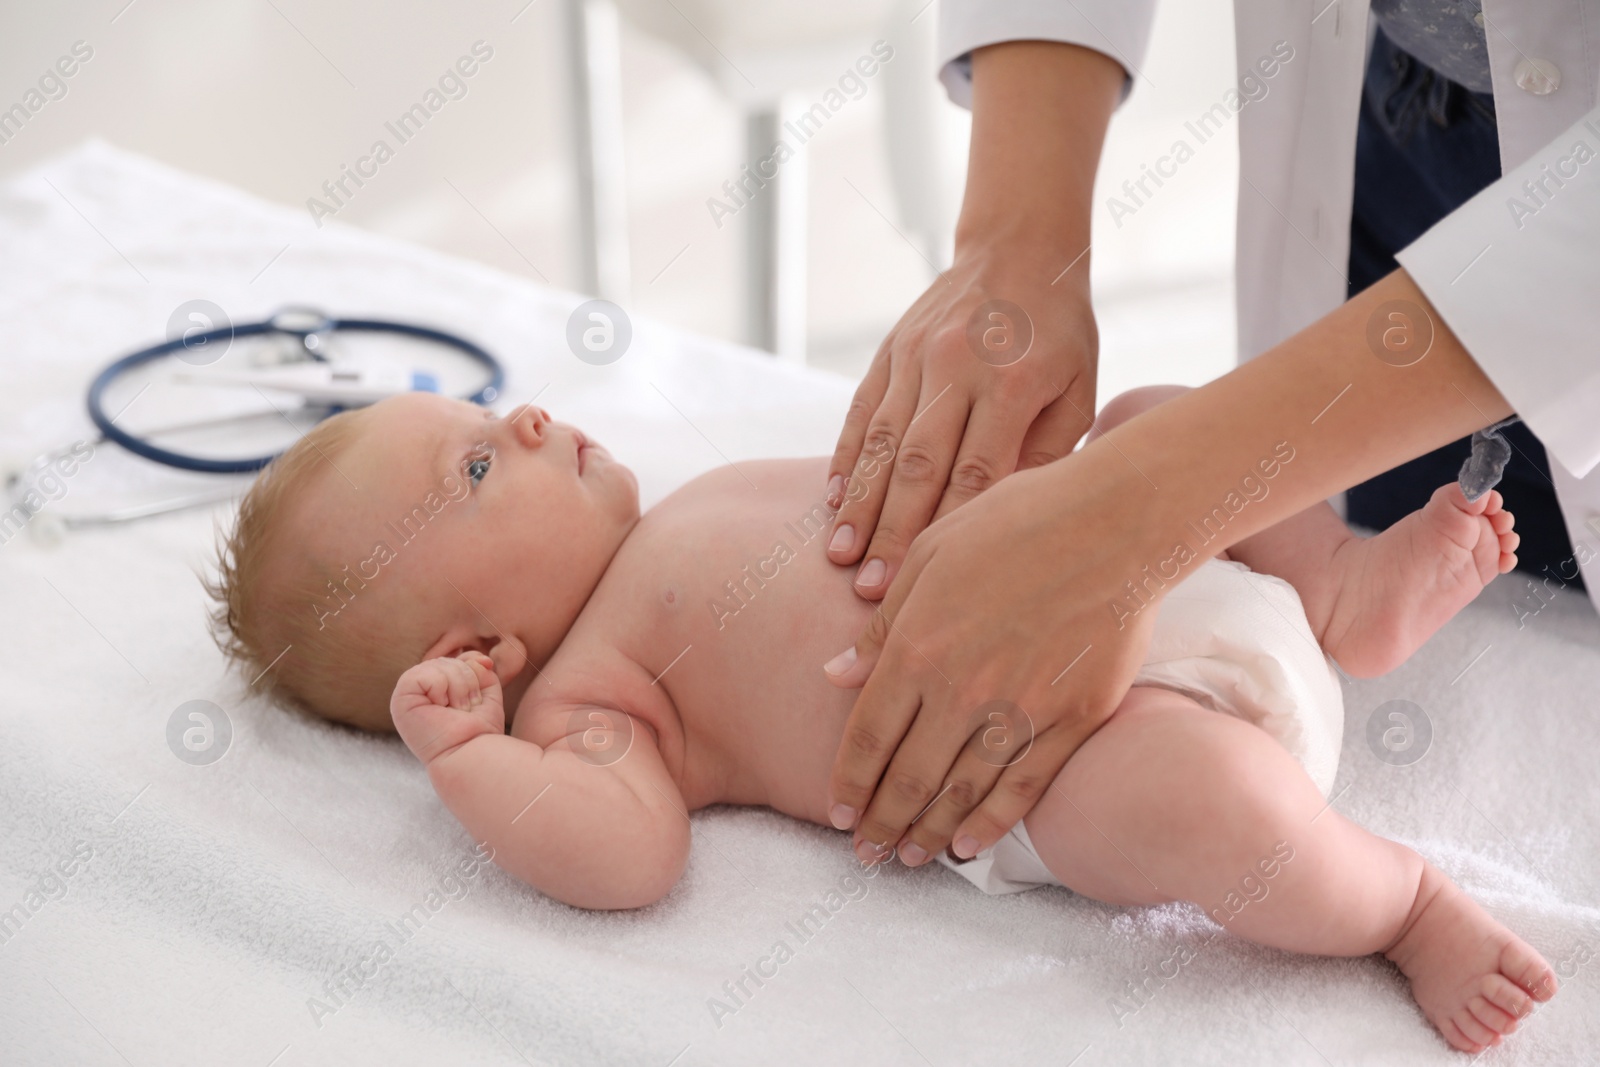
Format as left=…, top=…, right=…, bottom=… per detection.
left=566, top=0, right=958, bottom=363
left=565, top=0, right=632, bottom=309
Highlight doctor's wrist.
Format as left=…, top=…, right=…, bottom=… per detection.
left=955, top=40, right=1120, bottom=272
left=948, top=223, right=1095, bottom=295
left=1033, top=436, right=1184, bottom=583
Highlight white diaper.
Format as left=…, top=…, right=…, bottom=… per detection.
left=938, top=557, right=1345, bottom=895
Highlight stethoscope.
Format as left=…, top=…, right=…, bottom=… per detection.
left=7, top=307, right=505, bottom=535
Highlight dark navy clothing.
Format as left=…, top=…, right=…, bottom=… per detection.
left=1345, top=27, right=1582, bottom=589
left=1369, top=0, right=1493, bottom=93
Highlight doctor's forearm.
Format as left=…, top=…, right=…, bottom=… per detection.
left=955, top=41, right=1124, bottom=263
left=1070, top=268, right=1512, bottom=558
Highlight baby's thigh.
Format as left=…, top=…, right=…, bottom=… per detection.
left=1022, top=685, right=1314, bottom=906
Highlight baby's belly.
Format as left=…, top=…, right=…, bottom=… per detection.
left=628, top=462, right=875, bottom=824
left=670, top=561, right=873, bottom=824
left=674, top=555, right=1344, bottom=824
left=698, top=665, right=863, bottom=825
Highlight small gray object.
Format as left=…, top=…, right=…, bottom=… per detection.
left=166, top=700, right=232, bottom=765
left=1457, top=416, right=1518, bottom=502
left=963, top=699, right=1034, bottom=768
left=565, top=299, right=632, bottom=366
left=565, top=705, right=633, bottom=766
left=166, top=299, right=233, bottom=367
left=1365, top=699, right=1432, bottom=766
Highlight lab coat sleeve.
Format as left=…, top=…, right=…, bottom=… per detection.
left=937, top=0, right=1158, bottom=109
left=1396, top=105, right=1600, bottom=479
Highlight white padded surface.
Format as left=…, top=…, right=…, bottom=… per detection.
left=0, top=143, right=1595, bottom=1066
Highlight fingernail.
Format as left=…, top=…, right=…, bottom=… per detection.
left=953, top=835, right=980, bottom=859
left=899, top=841, right=928, bottom=866
left=855, top=838, right=889, bottom=865
left=826, top=474, right=844, bottom=508
left=828, top=523, right=854, bottom=553
left=829, top=803, right=858, bottom=830
left=856, top=558, right=886, bottom=588
left=823, top=646, right=857, bottom=676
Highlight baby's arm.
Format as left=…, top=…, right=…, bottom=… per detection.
left=391, top=653, right=689, bottom=910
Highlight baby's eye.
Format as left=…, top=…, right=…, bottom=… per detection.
left=467, top=456, right=491, bottom=485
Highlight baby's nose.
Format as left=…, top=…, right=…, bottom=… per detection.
left=508, top=403, right=550, bottom=445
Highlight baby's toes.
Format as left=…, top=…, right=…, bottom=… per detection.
left=1440, top=483, right=1484, bottom=524
left=1442, top=1016, right=1489, bottom=1054
left=1467, top=991, right=1520, bottom=1036
left=1437, top=481, right=1485, bottom=517
left=1462, top=518, right=1505, bottom=581
left=1449, top=1007, right=1502, bottom=1051
left=1491, top=531, right=1516, bottom=572
left=1489, top=506, right=1515, bottom=535
left=1481, top=972, right=1536, bottom=1024
left=1503, top=941, right=1558, bottom=1001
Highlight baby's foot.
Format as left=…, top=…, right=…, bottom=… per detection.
left=1321, top=483, right=1518, bottom=677
left=1384, top=862, right=1557, bottom=1053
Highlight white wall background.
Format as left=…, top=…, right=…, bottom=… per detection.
left=0, top=0, right=1241, bottom=398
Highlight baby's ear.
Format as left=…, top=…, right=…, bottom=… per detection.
left=420, top=630, right=472, bottom=664
left=420, top=628, right=526, bottom=688
left=483, top=634, right=529, bottom=687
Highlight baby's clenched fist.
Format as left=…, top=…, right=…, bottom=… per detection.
left=391, top=651, right=505, bottom=765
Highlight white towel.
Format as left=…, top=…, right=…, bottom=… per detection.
left=1, top=144, right=1595, bottom=1066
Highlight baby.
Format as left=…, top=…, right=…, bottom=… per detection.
left=208, top=384, right=1556, bottom=1054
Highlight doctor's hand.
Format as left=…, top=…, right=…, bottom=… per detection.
left=823, top=241, right=1099, bottom=599
left=819, top=266, right=1517, bottom=869
left=821, top=443, right=1163, bottom=868
left=823, top=39, right=1124, bottom=599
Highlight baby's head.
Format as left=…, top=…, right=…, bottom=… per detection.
left=206, top=393, right=639, bottom=731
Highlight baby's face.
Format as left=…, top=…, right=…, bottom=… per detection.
left=294, top=392, right=639, bottom=686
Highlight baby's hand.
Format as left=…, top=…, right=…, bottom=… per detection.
left=391, top=652, right=504, bottom=765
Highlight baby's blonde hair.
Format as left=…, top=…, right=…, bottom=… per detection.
left=205, top=408, right=421, bottom=732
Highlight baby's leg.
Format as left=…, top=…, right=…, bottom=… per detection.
left=1025, top=686, right=1556, bottom=1052
left=1092, top=385, right=1520, bottom=677
left=1088, top=384, right=1344, bottom=575
left=1227, top=482, right=1519, bottom=677
left=1026, top=686, right=1417, bottom=950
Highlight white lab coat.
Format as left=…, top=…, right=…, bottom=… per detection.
left=939, top=0, right=1600, bottom=613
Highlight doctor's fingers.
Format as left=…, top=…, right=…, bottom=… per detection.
left=846, top=381, right=975, bottom=600
left=923, top=393, right=1034, bottom=528
left=824, top=360, right=927, bottom=569
left=949, top=727, right=1090, bottom=863
left=845, top=673, right=990, bottom=866
left=824, top=536, right=948, bottom=821
left=1015, top=373, right=1097, bottom=472
left=822, top=511, right=942, bottom=692
left=892, top=744, right=1011, bottom=866
left=827, top=342, right=894, bottom=513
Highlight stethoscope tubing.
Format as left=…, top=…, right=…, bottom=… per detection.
left=85, top=313, right=504, bottom=474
